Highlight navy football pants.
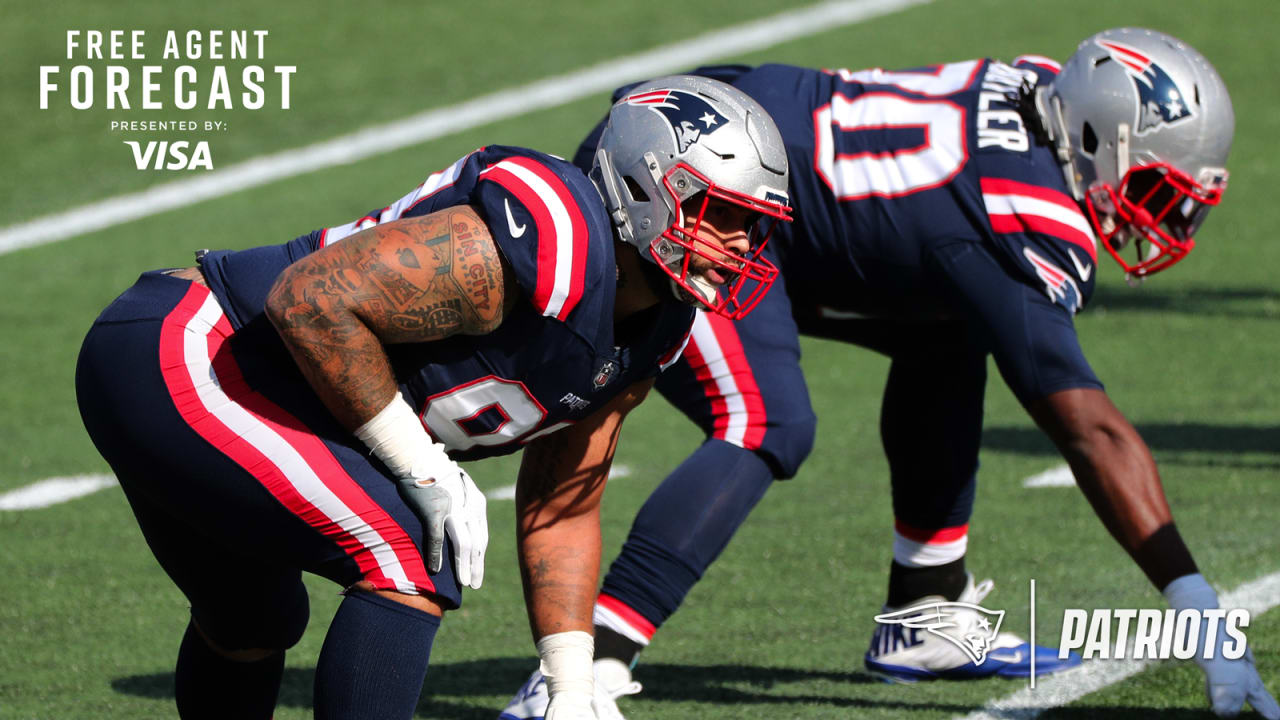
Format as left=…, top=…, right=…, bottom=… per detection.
left=76, top=272, right=461, bottom=652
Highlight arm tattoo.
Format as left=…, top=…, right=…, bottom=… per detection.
left=265, top=206, right=509, bottom=428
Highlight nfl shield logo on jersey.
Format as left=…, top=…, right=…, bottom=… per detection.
left=592, top=359, right=618, bottom=390
left=1096, top=39, right=1194, bottom=135
left=623, top=89, right=728, bottom=153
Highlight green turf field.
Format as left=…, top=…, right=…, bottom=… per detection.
left=4, top=0, right=1279, bottom=717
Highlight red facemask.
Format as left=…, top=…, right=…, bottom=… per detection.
left=650, top=163, right=791, bottom=320
left=1086, top=162, right=1227, bottom=278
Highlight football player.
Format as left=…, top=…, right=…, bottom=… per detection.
left=74, top=75, right=791, bottom=720
left=500, top=29, right=1279, bottom=720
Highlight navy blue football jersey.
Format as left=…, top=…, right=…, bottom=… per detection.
left=199, top=146, right=694, bottom=461
left=578, top=57, right=1097, bottom=318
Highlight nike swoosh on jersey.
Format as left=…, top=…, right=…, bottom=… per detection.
left=1068, top=248, right=1092, bottom=282
left=504, top=198, right=528, bottom=238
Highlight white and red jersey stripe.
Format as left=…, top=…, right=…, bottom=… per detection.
left=681, top=311, right=766, bottom=450
left=658, top=327, right=692, bottom=372
left=319, top=152, right=473, bottom=248
left=158, top=283, right=434, bottom=595
left=480, top=156, right=590, bottom=321
left=893, top=520, right=969, bottom=568
left=1012, top=54, right=1062, bottom=74
left=981, top=177, right=1097, bottom=263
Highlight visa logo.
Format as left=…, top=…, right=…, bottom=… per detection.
left=124, top=140, right=213, bottom=170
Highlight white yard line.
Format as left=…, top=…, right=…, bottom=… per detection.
left=0, top=465, right=633, bottom=510
left=0, top=0, right=931, bottom=256
left=955, top=571, right=1280, bottom=720
left=1022, top=464, right=1077, bottom=488
left=0, top=474, right=118, bottom=510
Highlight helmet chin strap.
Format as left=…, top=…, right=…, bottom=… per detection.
left=593, top=148, right=635, bottom=245
left=1113, top=122, right=1140, bottom=286
left=674, top=274, right=717, bottom=307
left=1037, top=88, right=1082, bottom=200
left=1115, top=123, right=1131, bottom=180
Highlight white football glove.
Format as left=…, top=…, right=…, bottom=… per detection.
left=1165, top=574, right=1280, bottom=719
left=396, top=463, right=488, bottom=589
left=354, top=391, right=488, bottom=589
left=1200, top=647, right=1280, bottom=719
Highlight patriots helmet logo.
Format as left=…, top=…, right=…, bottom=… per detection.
left=1097, top=39, right=1194, bottom=135
left=624, top=88, right=728, bottom=153
left=874, top=601, right=1006, bottom=665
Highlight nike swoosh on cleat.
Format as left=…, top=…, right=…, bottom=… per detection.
left=504, top=198, right=528, bottom=238
left=1068, top=248, right=1092, bottom=282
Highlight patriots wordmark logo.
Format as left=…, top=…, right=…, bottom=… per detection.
left=874, top=602, right=1006, bottom=665
left=1097, top=39, right=1194, bottom=135
left=624, top=89, right=728, bottom=153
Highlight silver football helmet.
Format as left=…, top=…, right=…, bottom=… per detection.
left=591, top=75, right=792, bottom=319
left=1040, top=28, right=1233, bottom=278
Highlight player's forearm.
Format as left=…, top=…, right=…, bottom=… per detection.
left=1035, top=389, right=1197, bottom=589
left=514, top=427, right=614, bottom=639
left=1060, top=430, right=1197, bottom=588
left=517, top=506, right=603, bottom=638
left=514, top=384, right=647, bottom=640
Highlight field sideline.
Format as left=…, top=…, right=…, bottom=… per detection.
left=3, top=1, right=1279, bottom=718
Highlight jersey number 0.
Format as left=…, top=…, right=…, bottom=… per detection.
left=815, top=61, right=978, bottom=201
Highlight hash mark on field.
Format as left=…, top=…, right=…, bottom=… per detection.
left=0, top=0, right=932, bottom=256
left=1022, top=464, right=1077, bottom=488
left=0, top=474, right=118, bottom=510
left=954, top=570, right=1280, bottom=719
left=484, top=464, right=632, bottom=501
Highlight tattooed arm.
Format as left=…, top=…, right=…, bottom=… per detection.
left=515, top=379, right=654, bottom=640
left=265, top=206, right=517, bottom=430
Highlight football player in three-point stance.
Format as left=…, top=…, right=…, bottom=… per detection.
left=75, top=76, right=791, bottom=720
left=500, top=28, right=1279, bottom=720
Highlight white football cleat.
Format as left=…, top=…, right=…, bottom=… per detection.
left=864, top=574, right=1082, bottom=682
left=499, top=659, right=643, bottom=720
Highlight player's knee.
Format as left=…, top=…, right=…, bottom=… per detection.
left=194, top=581, right=310, bottom=657
left=352, top=582, right=447, bottom=618
left=759, top=412, right=817, bottom=479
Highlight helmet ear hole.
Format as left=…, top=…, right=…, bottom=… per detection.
left=1082, top=122, right=1099, bottom=155
left=623, top=176, right=650, bottom=203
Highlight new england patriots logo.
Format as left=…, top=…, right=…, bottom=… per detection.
left=624, top=89, right=728, bottom=153
left=1097, top=39, right=1194, bottom=135
left=1024, top=247, right=1084, bottom=315
left=874, top=601, right=1007, bottom=665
